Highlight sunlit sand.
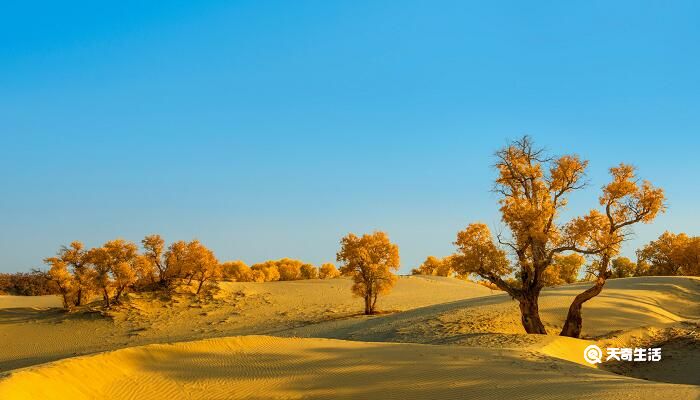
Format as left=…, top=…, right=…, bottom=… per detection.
left=1, top=276, right=698, bottom=399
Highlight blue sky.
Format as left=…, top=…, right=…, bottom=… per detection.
left=1, top=1, right=699, bottom=273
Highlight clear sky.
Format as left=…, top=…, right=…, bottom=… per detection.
left=1, top=1, right=699, bottom=273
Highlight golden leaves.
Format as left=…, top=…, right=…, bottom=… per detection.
left=452, top=223, right=511, bottom=277
left=336, top=231, right=400, bottom=310
left=600, top=163, right=666, bottom=227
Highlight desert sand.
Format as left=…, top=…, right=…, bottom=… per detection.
left=1, top=275, right=699, bottom=399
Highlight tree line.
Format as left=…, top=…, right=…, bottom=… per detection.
left=2, top=136, right=698, bottom=337
left=411, top=230, right=700, bottom=283
left=29, top=235, right=341, bottom=309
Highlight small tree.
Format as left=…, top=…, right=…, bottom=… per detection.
left=541, top=254, right=585, bottom=286
left=319, top=263, right=340, bottom=279
left=411, top=255, right=455, bottom=277
left=163, top=240, right=191, bottom=284
left=250, top=269, right=266, bottom=282
left=412, top=256, right=441, bottom=275
left=104, top=239, right=139, bottom=303
left=251, top=262, right=281, bottom=281
left=611, top=257, right=636, bottom=278
left=222, top=260, right=253, bottom=282
left=637, top=232, right=700, bottom=276
left=187, top=240, right=221, bottom=295
left=337, top=231, right=400, bottom=315
left=87, top=247, right=113, bottom=307
left=112, top=262, right=137, bottom=302
left=54, top=241, right=93, bottom=306
left=87, top=239, right=139, bottom=307
left=132, top=254, right=157, bottom=287
left=46, top=259, right=74, bottom=309
left=300, top=263, right=319, bottom=279
left=142, top=234, right=168, bottom=286
left=277, top=258, right=303, bottom=281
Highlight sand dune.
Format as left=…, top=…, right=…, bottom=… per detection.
left=0, top=295, right=62, bottom=309
left=1, top=276, right=698, bottom=398
left=0, top=276, right=493, bottom=371
left=1, top=335, right=697, bottom=400
left=283, top=276, right=700, bottom=343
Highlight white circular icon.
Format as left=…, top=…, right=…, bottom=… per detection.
left=583, top=344, right=603, bottom=364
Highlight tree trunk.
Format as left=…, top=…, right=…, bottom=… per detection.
left=75, top=287, right=83, bottom=306
left=196, top=279, right=205, bottom=295
left=518, top=295, right=547, bottom=334
left=364, top=294, right=372, bottom=315
left=560, top=277, right=606, bottom=338
left=102, top=288, right=111, bottom=308
left=114, top=286, right=124, bottom=303
left=61, top=290, right=71, bottom=309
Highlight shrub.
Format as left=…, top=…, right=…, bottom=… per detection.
left=319, top=263, right=340, bottom=279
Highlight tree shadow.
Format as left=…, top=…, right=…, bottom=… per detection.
left=0, top=307, right=105, bottom=325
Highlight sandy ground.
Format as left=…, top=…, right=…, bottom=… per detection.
left=1, top=336, right=698, bottom=400
left=0, top=276, right=494, bottom=371
left=0, top=276, right=698, bottom=399
left=283, top=276, right=700, bottom=342
left=0, top=294, right=62, bottom=309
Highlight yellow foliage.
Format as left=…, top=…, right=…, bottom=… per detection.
left=222, top=260, right=253, bottom=282
left=454, top=137, right=665, bottom=336
left=541, top=253, right=585, bottom=286
left=141, top=234, right=166, bottom=285
left=412, top=255, right=456, bottom=277
left=637, top=232, right=700, bottom=276
left=251, top=262, right=281, bottom=282
left=185, top=240, right=220, bottom=294
left=337, top=231, right=400, bottom=315
left=45, top=259, right=74, bottom=309
left=452, top=223, right=511, bottom=281
left=300, top=264, right=319, bottom=279
left=276, top=259, right=304, bottom=281
left=319, top=263, right=340, bottom=279
left=610, top=256, right=636, bottom=278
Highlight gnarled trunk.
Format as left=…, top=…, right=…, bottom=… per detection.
left=519, top=295, right=547, bottom=334
left=560, top=277, right=606, bottom=337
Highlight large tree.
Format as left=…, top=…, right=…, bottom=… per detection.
left=453, top=137, right=664, bottom=337
left=337, top=231, right=400, bottom=315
